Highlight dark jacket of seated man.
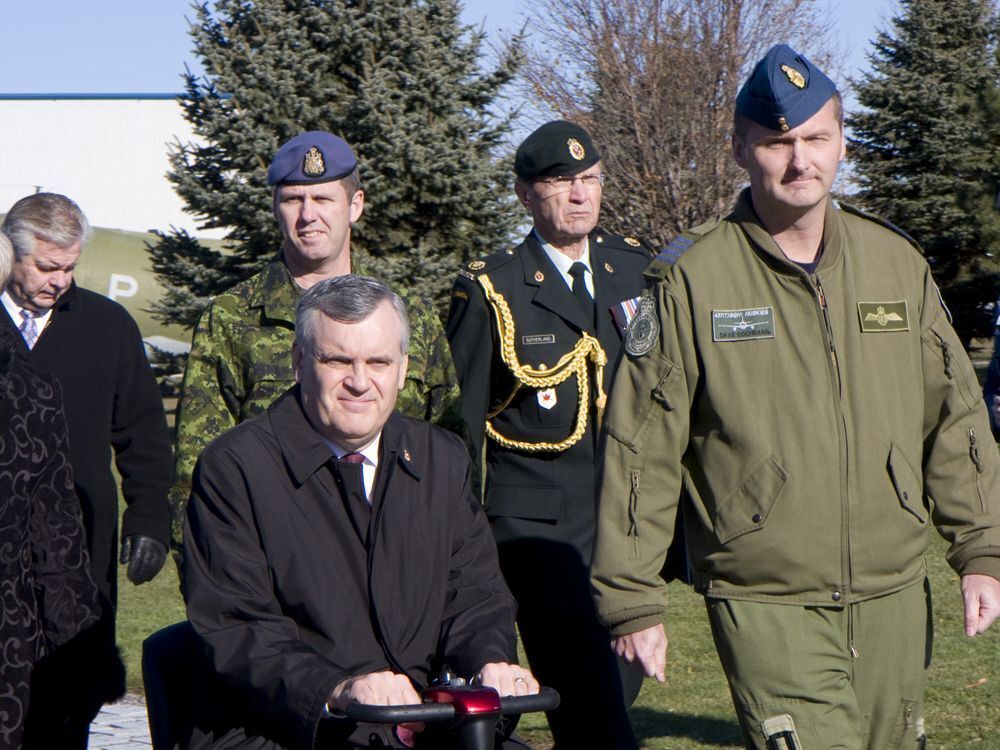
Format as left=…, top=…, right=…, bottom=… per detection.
left=183, top=386, right=519, bottom=750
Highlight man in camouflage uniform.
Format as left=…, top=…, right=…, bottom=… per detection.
left=592, top=45, right=1000, bottom=748
left=170, top=131, right=460, bottom=552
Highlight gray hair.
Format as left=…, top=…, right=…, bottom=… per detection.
left=295, top=274, right=410, bottom=354
left=0, top=233, right=13, bottom=288
left=2, top=193, right=91, bottom=259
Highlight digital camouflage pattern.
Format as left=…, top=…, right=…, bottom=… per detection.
left=169, top=259, right=462, bottom=550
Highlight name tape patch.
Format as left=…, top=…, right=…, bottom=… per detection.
left=712, top=307, right=776, bottom=342
left=858, top=301, right=909, bottom=332
left=522, top=334, right=556, bottom=346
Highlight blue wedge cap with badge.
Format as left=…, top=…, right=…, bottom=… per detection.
left=736, top=44, right=838, bottom=132
left=514, top=120, right=600, bottom=179
left=267, top=131, right=358, bottom=186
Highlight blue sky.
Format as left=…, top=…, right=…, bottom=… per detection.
left=0, top=1, right=896, bottom=95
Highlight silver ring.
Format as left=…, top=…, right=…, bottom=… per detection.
left=514, top=677, right=526, bottom=683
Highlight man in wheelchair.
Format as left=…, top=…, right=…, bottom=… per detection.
left=182, top=275, right=538, bottom=749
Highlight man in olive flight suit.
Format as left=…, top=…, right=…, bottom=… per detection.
left=171, top=131, right=461, bottom=553
left=447, top=121, right=650, bottom=749
left=592, top=44, right=1000, bottom=749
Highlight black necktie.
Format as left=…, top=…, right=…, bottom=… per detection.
left=338, top=452, right=367, bottom=504
left=569, top=262, right=594, bottom=325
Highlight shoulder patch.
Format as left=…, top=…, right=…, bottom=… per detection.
left=644, top=216, right=722, bottom=280
left=462, top=249, right=518, bottom=276
left=592, top=229, right=653, bottom=257
left=837, top=201, right=922, bottom=251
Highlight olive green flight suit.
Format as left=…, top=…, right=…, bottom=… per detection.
left=592, top=191, right=1000, bottom=748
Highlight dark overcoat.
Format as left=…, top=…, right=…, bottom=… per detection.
left=184, top=388, right=518, bottom=750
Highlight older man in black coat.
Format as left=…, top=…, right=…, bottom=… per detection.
left=0, top=193, right=172, bottom=746
left=184, top=275, right=537, bottom=750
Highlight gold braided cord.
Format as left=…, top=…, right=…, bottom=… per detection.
left=478, top=274, right=607, bottom=453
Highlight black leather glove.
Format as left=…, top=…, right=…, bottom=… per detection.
left=120, top=534, right=168, bottom=584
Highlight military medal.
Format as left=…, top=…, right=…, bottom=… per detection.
left=537, top=388, right=557, bottom=409
left=625, top=296, right=658, bottom=356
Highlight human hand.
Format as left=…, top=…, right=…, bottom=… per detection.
left=612, top=623, right=668, bottom=682
left=962, top=574, right=1000, bottom=636
left=329, top=671, right=422, bottom=713
left=329, top=671, right=424, bottom=745
left=120, top=535, right=168, bottom=584
left=475, top=662, right=539, bottom=696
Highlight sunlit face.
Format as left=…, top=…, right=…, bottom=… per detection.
left=515, top=162, right=603, bottom=248
left=732, top=98, right=846, bottom=219
left=273, top=180, right=364, bottom=276
left=7, top=238, right=81, bottom=312
left=293, top=301, right=408, bottom=451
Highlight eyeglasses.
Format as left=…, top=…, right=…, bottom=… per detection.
left=534, top=173, right=606, bottom=194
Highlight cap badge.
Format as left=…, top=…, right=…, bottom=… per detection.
left=534, top=270, right=545, bottom=282
left=625, top=237, right=641, bottom=247
left=303, top=146, right=326, bottom=177
left=781, top=64, right=806, bottom=89
left=567, top=138, right=586, bottom=161
left=778, top=116, right=789, bottom=132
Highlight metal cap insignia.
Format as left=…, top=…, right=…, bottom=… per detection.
left=567, top=138, right=586, bottom=161
left=781, top=64, right=806, bottom=89
left=302, top=146, right=326, bottom=177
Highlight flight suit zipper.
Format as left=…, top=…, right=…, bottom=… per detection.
left=969, top=427, right=987, bottom=514
left=812, top=274, right=852, bottom=605
left=628, top=468, right=640, bottom=559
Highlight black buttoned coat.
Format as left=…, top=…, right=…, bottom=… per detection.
left=446, top=228, right=649, bottom=748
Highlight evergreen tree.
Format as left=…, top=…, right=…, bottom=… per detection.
left=849, top=0, right=1000, bottom=343
left=151, top=0, right=522, bottom=328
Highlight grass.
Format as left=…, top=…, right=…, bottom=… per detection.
left=117, top=535, right=1000, bottom=749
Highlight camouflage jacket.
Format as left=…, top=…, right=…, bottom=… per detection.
left=169, top=259, right=461, bottom=548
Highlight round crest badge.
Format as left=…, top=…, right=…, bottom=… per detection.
left=625, top=296, right=659, bottom=357
left=534, top=270, right=545, bottom=282
left=567, top=138, right=586, bottom=161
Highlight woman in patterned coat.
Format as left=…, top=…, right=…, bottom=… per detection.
left=0, top=233, right=98, bottom=748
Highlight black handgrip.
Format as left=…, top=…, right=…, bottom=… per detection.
left=345, top=702, right=456, bottom=724
left=499, top=686, right=560, bottom=715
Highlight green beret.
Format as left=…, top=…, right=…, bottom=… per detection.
left=514, top=121, right=600, bottom=179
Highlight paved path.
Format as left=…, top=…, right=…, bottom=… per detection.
left=89, top=695, right=152, bottom=749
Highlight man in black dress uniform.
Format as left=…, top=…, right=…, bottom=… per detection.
left=446, top=121, right=650, bottom=749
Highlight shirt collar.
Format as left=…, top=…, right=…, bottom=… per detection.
left=533, top=229, right=592, bottom=279
left=323, top=433, right=382, bottom=468
left=1, top=289, right=54, bottom=330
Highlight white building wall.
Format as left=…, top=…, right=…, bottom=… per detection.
left=0, top=96, right=223, bottom=238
